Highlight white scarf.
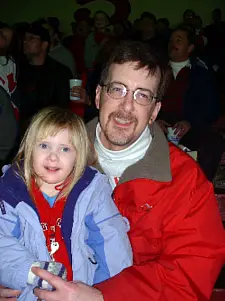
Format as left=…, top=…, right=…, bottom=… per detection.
left=170, top=59, right=191, bottom=79
left=94, top=123, right=152, bottom=189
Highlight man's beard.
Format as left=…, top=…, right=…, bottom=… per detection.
left=103, top=110, right=138, bottom=147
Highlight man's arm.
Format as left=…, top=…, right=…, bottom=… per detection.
left=95, top=178, right=225, bottom=301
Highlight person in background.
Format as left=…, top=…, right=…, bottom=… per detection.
left=67, top=13, right=92, bottom=76
left=157, top=18, right=171, bottom=45
left=204, top=8, right=225, bottom=72
left=18, top=24, right=72, bottom=129
left=137, top=12, right=167, bottom=56
left=12, top=22, right=30, bottom=59
left=0, top=24, right=20, bottom=120
left=84, top=11, right=111, bottom=71
left=183, top=9, right=196, bottom=26
left=158, top=24, right=223, bottom=181
left=113, top=20, right=132, bottom=40
left=46, top=18, right=76, bottom=77
left=0, top=87, right=17, bottom=168
left=132, top=18, right=140, bottom=37
left=0, top=24, right=17, bottom=96
left=194, top=15, right=207, bottom=55
left=26, top=39, right=225, bottom=301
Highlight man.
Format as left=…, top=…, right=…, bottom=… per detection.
left=46, top=18, right=76, bottom=77
left=0, top=24, right=17, bottom=96
left=157, top=18, right=171, bottom=45
left=183, top=9, right=196, bottom=26
left=204, top=8, right=225, bottom=70
left=18, top=24, right=72, bottom=126
left=2, top=41, right=225, bottom=301
left=158, top=24, right=223, bottom=181
left=137, top=12, right=167, bottom=55
left=0, top=87, right=17, bottom=168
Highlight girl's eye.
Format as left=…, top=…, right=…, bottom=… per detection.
left=62, top=147, right=70, bottom=152
left=39, top=143, right=48, bottom=149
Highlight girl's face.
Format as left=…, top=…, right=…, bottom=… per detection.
left=94, top=13, right=108, bottom=30
left=32, top=129, right=76, bottom=194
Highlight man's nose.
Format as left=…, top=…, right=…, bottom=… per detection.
left=119, top=91, right=135, bottom=112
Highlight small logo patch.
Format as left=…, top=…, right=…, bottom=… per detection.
left=0, top=200, right=6, bottom=215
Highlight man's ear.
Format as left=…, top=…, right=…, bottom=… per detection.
left=188, top=44, right=194, bottom=54
left=42, top=41, right=49, bottom=51
left=149, top=102, right=161, bottom=124
left=95, top=85, right=102, bottom=109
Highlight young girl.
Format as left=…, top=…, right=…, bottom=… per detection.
left=0, top=107, right=132, bottom=300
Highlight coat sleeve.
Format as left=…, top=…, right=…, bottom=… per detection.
left=85, top=178, right=133, bottom=285
left=0, top=201, right=36, bottom=290
left=185, top=67, right=219, bottom=128
left=95, top=178, right=225, bottom=301
left=0, top=87, right=17, bottom=164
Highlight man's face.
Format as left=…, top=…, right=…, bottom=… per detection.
left=23, top=33, right=44, bottom=56
left=183, top=11, right=195, bottom=25
left=169, top=30, right=193, bottom=62
left=157, top=22, right=167, bottom=35
left=213, top=11, right=221, bottom=23
left=77, top=21, right=90, bottom=37
left=95, top=62, right=161, bottom=151
left=0, top=27, right=13, bottom=49
left=139, top=18, right=156, bottom=40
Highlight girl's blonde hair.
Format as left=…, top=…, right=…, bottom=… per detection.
left=14, top=107, right=96, bottom=199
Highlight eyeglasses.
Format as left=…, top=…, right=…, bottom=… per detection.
left=102, top=82, right=158, bottom=106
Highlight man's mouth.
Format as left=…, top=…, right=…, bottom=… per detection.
left=114, top=117, right=134, bottom=125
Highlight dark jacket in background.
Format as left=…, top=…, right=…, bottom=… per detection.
left=18, top=56, right=72, bottom=121
left=182, top=57, right=219, bottom=127
left=160, top=57, right=219, bottom=128
left=0, top=87, right=17, bottom=167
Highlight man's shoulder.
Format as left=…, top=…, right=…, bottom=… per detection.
left=190, top=57, right=209, bottom=73
left=169, top=143, right=208, bottom=187
left=190, top=58, right=213, bottom=83
left=134, top=144, right=208, bottom=192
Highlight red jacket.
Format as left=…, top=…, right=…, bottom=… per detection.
left=87, top=119, right=225, bottom=301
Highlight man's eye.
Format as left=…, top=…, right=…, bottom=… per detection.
left=139, top=93, right=148, bottom=99
left=111, top=87, right=123, bottom=92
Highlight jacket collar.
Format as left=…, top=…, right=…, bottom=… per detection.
left=87, top=118, right=172, bottom=183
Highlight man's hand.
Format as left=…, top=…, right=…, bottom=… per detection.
left=0, top=285, right=21, bottom=300
left=157, top=120, right=171, bottom=134
left=70, top=87, right=91, bottom=105
left=33, top=267, right=104, bottom=301
left=173, top=120, right=191, bottom=139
